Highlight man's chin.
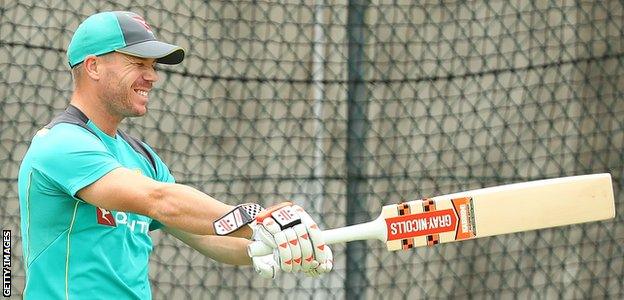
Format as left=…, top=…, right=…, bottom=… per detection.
left=125, top=107, right=148, bottom=118
left=133, top=110, right=148, bottom=117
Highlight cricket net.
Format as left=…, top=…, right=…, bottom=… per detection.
left=1, top=0, right=622, bottom=299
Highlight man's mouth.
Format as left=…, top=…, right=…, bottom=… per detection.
left=134, top=89, right=149, bottom=97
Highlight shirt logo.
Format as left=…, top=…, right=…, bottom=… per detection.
left=96, top=207, right=117, bottom=227
left=95, top=207, right=150, bottom=234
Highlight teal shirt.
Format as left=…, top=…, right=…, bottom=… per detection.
left=18, top=120, right=174, bottom=300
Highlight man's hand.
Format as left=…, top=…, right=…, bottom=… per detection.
left=249, top=202, right=333, bottom=279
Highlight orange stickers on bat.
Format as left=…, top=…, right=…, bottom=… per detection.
left=452, top=197, right=476, bottom=240
left=385, top=209, right=457, bottom=241
left=385, top=197, right=477, bottom=242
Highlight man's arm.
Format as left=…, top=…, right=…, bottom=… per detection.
left=77, top=167, right=252, bottom=237
left=164, top=227, right=252, bottom=265
left=78, top=167, right=334, bottom=278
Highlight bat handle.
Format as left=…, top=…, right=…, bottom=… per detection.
left=248, top=218, right=386, bottom=257
left=248, top=240, right=273, bottom=257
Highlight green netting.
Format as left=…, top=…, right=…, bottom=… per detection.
left=1, top=0, right=622, bottom=299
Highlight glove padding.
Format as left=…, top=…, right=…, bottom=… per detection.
left=251, top=254, right=278, bottom=279
left=250, top=203, right=333, bottom=278
left=294, top=205, right=333, bottom=276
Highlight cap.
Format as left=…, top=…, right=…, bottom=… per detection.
left=67, top=11, right=185, bottom=67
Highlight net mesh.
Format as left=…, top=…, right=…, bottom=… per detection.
left=1, top=0, right=623, bottom=298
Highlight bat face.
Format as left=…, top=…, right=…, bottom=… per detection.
left=383, top=197, right=477, bottom=250
left=380, top=173, right=615, bottom=252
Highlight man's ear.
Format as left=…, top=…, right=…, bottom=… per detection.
left=83, top=55, right=101, bottom=80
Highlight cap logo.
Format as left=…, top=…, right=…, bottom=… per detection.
left=131, top=15, right=152, bottom=33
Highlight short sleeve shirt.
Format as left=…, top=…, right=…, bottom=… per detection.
left=18, top=116, right=174, bottom=300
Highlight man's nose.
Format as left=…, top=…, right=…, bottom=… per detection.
left=144, top=66, right=159, bottom=82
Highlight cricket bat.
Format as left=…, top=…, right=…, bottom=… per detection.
left=249, top=173, right=615, bottom=256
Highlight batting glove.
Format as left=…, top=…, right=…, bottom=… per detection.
left=249, top=202, right=333, bottom=278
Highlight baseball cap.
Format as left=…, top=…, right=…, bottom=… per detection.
left=67, top=11, right=185, bottom=67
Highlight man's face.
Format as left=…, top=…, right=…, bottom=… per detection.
left=97, top=52, right=159, bottom=117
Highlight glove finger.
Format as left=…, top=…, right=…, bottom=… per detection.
left=251, top=217, right=283, bottom=250
left=292, top=205, right=327, bottom=264
left=284, top=228, right=302, bottom=272
left=252, top=225, right=277, bottom=249
left=293, top=224, right=314, bottom=271
left=306, top=222, right=327, bottom=264
left=273, top=230, right=292, bottom=272
left=317, top=246, right=334, bottom=274
left=252, top=254, right=278, bottom=279
left=262, top=217, right=282, bottom=235
left=294, top=205, right=333, bottom=276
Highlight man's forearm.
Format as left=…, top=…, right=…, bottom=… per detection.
left=150, top=182, right=252, bottom=238
left=165, top=227, right=253, bottom=265
left=76, top=168, right=254, bottom=237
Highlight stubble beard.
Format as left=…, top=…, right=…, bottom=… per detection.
left=101, top=74, right=145, bottom=119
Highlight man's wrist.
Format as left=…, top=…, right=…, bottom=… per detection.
left=213, top=203, right=264, bottom=236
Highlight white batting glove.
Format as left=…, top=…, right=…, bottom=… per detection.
left=250, top=202, right=333, bottom=278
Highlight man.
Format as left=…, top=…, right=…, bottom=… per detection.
left=17, top=11, right=332, bottom=299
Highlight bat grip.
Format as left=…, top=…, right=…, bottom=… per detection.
left=248, top=218, right=385, bottom=257
left=248, top=240, right=273, bottom=257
